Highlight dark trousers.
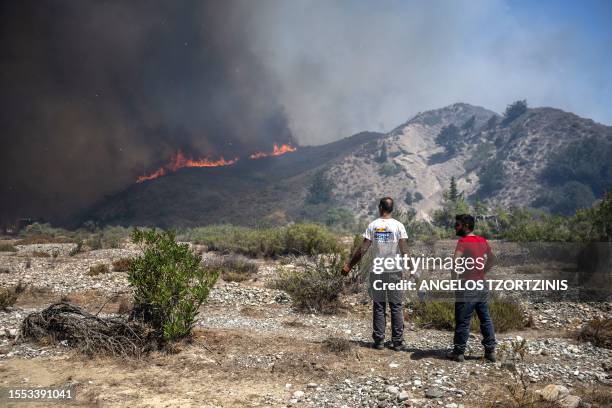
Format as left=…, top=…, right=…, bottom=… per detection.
left=453, top=292, right=496, bottom=354
left=372, top=301, right=404, bottom=345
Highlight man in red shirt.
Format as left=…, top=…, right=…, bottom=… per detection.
left=447, top=214, right=497, bottom=362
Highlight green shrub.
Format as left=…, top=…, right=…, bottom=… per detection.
left=129, top=229, right=219, bottom=341
left=88, top=263, right=110, bottom=276
left=181, top=223, right=341, bottom=258
left=87, top=226, right=130, bottom=250
left=306, top=170, right=334, bottom=204
left=378, top=162, right=401, bottom=176
left=112, top=257, right=133, bottom=272
left=271, top=254, right=344, bottom=313
left=204, top=255, right=258, bottom=282
left=284, top=223, right=342, bottom=256
left=411, top=295, right=527, bottom=333
left=0, top=243, right=17, bottom=252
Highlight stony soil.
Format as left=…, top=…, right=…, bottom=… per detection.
left=0, top=241, right=610, bottom=407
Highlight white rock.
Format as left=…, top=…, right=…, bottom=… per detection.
left=292, top=390, right=304, bottom=399
left=386, top=386, right=399, bottom=394
left=397, top=391, right=411, bottom=402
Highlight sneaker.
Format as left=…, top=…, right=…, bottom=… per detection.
left=446, top=350, right=465, bottom=362
left=373, top=341, right=384, bottom=350
left=392, top=342, right=409, bottom=352
left=484, top=350, right=496, bottom=363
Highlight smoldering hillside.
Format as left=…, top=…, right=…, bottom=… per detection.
left=0, top=0, right=293, bottom=223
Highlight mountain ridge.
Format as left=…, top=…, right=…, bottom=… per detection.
left=84, top=102, right=612, bottom=227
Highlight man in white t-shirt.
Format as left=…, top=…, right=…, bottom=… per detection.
left=342, top=197, right=410, bottom=351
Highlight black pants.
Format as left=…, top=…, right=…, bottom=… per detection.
left=453, top=290, right=496, bottom=354
left=372, top=301, right=404, bottom=345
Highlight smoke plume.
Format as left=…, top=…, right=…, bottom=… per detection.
left=1, top=0, right=610, bottom=223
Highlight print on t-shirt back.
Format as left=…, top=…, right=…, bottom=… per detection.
left=374, top=227, right=393, bottom=243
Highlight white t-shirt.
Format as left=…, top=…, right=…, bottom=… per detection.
left=363, top=217, right=408, bottom=272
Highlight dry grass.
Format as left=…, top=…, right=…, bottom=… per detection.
left=411, top=295, right=527, bottom=333
left=88, top=263, right=110, bottom=276
left=112, top=257, right=133, bottom=272
left=0, top=283, right=27, bottom=310
left=577, top=318, right=612, bottom=349
left=16, top=235, right=73, bottom=245
left=117, top=297, right=132, bottom=315
left=0, top=243, right=17, bottom=252
left=31, top=250, right=50, bottom=257
left=322, top=337, right=353, bottom=354
left=205, top=255, right=258, bottom=283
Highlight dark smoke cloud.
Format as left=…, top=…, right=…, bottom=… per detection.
left=0, top=0, right=293, bottom=223
left=2, top=0, right=610, bottom=224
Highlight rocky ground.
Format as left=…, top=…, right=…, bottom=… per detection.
left=0, top=241, right=610, bottom=407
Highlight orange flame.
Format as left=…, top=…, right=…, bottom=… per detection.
left=136, top=150, right=238, bottom=183
left=249, top=143, right=297, bottom=159
left=137, top=143, right=297, bottom=183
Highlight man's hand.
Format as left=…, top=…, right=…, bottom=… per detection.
left=341, top=263, right=351, bottom=276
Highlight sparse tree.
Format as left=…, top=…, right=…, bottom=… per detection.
left=435, top=124, right=460, bottom=154
left=433, top=179, right=469, bottom=228
left=503, top=100, right=528, bottom=124
left=448, top=177, right=459, bottom=203
left=375, top=143, right=388, bottom=163
left=461, top=115, right=476, bottom=130
left=307, top=170, right=333, bottom=204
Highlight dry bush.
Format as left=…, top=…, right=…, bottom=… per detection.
left=270, top=254, right=344, bottom=313
left=0, top=267, right=11, bottom=274
left=88, top=263, right=110, bottom=276
left=117, top=297, right=132, bottom=315
left=323, top=337, right=353, bottom=354
left=0, top=283, right=26, bottom=310
left=32, top=250, right=50, bottom=258
left=112, top=257, right=133, bottom=272
left=0, top=243, right=17, bottom=252
left=205, top=255, right=258, bottom=282
left=577, top=318, right=612, bottom=349
left=21, top=302, right=157, bottom=357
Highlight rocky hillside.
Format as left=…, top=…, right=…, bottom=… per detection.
left=85, top=102, right=611, bottom=227
left=328, top=102, right=612, bottom=220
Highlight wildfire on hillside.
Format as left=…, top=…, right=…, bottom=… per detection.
left=136, top=143, right=297, bottom=183
left=249, top=143, right=297, bottom=159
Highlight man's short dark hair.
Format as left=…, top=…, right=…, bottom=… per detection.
left=379, top=197, right=394, bottom=213
left=455, top=214, right=475, bottom=231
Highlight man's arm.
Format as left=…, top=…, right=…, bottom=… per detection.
left=341, top=238, right=371, bottom=275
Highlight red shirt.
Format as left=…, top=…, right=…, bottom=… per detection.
left=455, top=235, right=492, bottom=280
